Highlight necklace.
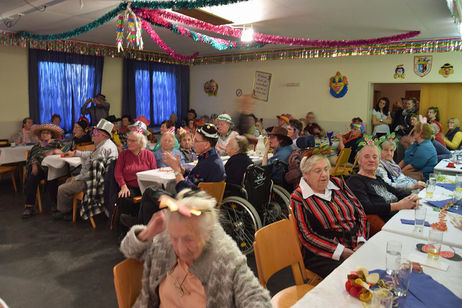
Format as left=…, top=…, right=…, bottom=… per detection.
left=168, top=268, right=189, bottom=297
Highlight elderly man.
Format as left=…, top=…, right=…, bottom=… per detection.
left=291, top=154, right=368, bottom=278
left=303, top=112, right=325, bottom=137
left=121, top=189, right=272, bottom=307
left=215, top=113, right=238, bottom=156
left=81, top=93, right=110, bottom=125
left=53, top=119, right=118, bottom=220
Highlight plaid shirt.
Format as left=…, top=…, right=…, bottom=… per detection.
left=290, top=177, right=368, bottom=259
left=80, top=157, right=117, bottom=220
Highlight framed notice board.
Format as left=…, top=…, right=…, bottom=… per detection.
left=252, top=71, right=272, bottom=101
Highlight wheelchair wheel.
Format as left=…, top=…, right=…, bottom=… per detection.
left=219, top=196, right=262, bottom=255
left=263, top=186, right=291, bottom=226
left=273, top=184, right=291, bottom=200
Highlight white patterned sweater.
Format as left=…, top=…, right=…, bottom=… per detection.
left=120, top=224, right=272, bottom=308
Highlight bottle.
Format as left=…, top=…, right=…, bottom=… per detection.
left=255, top=135, right=265, bottom=156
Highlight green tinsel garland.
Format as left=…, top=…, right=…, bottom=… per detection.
left=16, top=0, right=249, bottom=41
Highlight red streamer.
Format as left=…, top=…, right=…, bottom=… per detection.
left=145, top=9, right=420, bottom=47
left=140, top=19, right=198, bottom=62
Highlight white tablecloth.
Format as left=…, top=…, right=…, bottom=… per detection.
left=434, top=159, right=462, bottom=175
left=0, top=145, right=33, bottom=165
left=41, top=155, right=82, bottom=180
left=292, top=231, right=462, bottom=307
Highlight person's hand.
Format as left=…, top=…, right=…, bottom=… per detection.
left=63, top=150, right=76, bottom=157
left=264, top=140, right=270, bottom=154
left=163, top=152, right=180, bottom=172
left=70, top=176, right=76, bottom=183
left=341, top=248, right=354, bottom=259
left=137, top=210, right=166, bottom=242
left=118, top=185, right=130, bottom=198
left=31, top=163, right=38, bottom=176
left=397, top=196, right=418, bottom=210
left=335, top=134, right=343, bottom=142
left=353, top=242, right=365, bottom=252
left=53, top=149, right=63, bottom=155
left=413, top=181, right=426, bottom=190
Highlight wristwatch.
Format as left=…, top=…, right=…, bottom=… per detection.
left=174, top=170, right=181, bottom=176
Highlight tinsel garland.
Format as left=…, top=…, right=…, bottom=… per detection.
left=154, top=9, right=421, bottom=47
left=15, top=0, right=249, bottom=41
left=1, top=31, right=461, bottom=65
left=134, top=9, right=263, bottom=51
left=140, top=19, right=198, bottom=62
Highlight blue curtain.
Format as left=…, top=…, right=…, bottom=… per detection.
left=29, top=49, right=103, bottom=132
left=123, top=59, right=189, bottom=126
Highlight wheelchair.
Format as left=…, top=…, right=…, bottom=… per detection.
left=219, top=161, right=291, bottom=255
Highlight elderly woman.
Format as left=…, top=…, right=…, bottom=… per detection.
left=216, top=113, right=239, bottom=156
left=70, top=117, right=92, bottom=149
left=120, top=189, right=271, bottom=307
left=291, top=155, right=367, bottom=278
left=12, top=117, right=39, bottom=145
left=22, top=123, right=65, bottom=218
left=178, top=130, right=197, bottom=163
left=154, top=132, right=185, bottom=168
left=444, top=118, right=462, bottom=150
left=336, top=122, right=364, bottom=163
left=225, top=135, right=253, bottom=186
left=347, top=145, right=420, bottom=223
left=152, top=120, right=179, bottom=153
left=263, top=126, right=294, bottom=187
left=399, top=123, right=438, bottom=181
left=287, top=119, right=303, bottom=147
left=377, top=138, right=426, bottom=193
left=115, top=122, right=157, bottom=225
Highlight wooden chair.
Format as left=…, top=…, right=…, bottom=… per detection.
left=113, top=258, right=144, bottom=308
left=330, top=148, right=352, bottom=177
left=75, top=143, right=95, bottom=151
left=253, top=219, right=320, bottom=308
left=72, top=192, right=96, bottom=229
left=198, top=180, right=226, bottom=207
left=366, top=214, right=385, bottom=237
left=0, top=165, right=18, bottom=192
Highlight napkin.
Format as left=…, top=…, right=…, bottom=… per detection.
left=370, top=270, right=462, bottom=308
left=400, top=219, right=430, bottom=227
left=427, top=199, right=462, bottom=215
left=436, top=183, right=457, bottom=191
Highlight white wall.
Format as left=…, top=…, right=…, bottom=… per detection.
left=190, top=51, right=462, bottom=134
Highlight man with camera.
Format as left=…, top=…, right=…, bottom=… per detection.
left=81, top=93, right=110, bottom=125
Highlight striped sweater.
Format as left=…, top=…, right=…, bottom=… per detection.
left=290, top=177, right=368, bottom=259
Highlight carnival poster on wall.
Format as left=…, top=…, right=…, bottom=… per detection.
left=252, top=71, right=272, bottom=101
left=414, top=55, right=432, bottom=77
left=329, top=71, right=348, bottom=98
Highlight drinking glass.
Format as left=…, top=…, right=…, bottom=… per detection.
left=386, top=240, right=402, bottom=275
left=455, top=174, right=462, bottom=193
left=392, top=259, right=412, bottom=297
left=372, top=288, right=393, bottom=308
left=414, top=206, right=427, bottom=233
left=427, top=229, right=444, bottom=260
left=426, top=183, right=436, bottom=199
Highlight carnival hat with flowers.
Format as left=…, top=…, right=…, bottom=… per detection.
left=133, top=115, right=150, bottom=127
left=357, top=134, right=380, bottom=148
left=31, top=123, right=64, bottom=139
left=303, top=144, right=334, bottom=158
left=216, top=113, right=233, bottom=124
left=378, top=132, right=398, bottom=148
left=129, top=120, right=150, bottom=136
left=197, top=123, right=218, bottom=139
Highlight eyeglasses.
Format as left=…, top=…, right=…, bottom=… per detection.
left=127, top=138, right=138, bottom=143
left=92, top=128, right=100, bottom=137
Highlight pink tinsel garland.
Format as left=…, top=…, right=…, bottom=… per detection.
left=146, top=9, right=420, bottom=47
left=141, top=19, right=198, bottom=61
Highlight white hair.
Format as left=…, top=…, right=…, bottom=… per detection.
left=299, top=154, right=331, bottom=174
left=357, top=144, right=381, bottom=162
left=165, top=189, right=217, bottom=239
left=128, top=131, right=147, bottom=149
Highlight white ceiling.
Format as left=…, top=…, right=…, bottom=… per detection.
left=0, top=0, right=459, bottom=57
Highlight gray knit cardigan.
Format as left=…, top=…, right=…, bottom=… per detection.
left=120, top=223, right=272, bottom=308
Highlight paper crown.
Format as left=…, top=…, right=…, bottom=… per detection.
left=303, top=144, right=334, bottom=158
left=95, top=118, right=114, bottom=135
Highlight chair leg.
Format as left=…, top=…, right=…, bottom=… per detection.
left=89, top=217, right=96, bottom=229
left=110, top=205, right=119, bottom=231
left=10, top=171, right=17, bottom=193
left=36, top=187, right=43, bottom=213
left=72, top=196, right=78, bottom=223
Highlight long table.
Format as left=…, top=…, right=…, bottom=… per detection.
left=0, top=145, right=33, bottom=165
left=292, top=230, right=462, bottom=307
left=434, top=158, right=462, bottom=175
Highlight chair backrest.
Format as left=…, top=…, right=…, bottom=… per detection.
left=330, top=148, right=352, bottom=176
left=113, top=258, right=144, bottom=308
left=198, top=180, right=226, bottom=207
left=243, top=164, right=273, bottom=215
left=253, top=219, right=306, bottom=288
left=75, top=143, right=95, bottom=151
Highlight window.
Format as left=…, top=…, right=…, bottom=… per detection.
left=29, top=50, right=103, bottom=132
left=123, top=59, right=189, bottom=126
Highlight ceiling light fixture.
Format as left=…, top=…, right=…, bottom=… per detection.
left=241, top=26, right=254, bottom=42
